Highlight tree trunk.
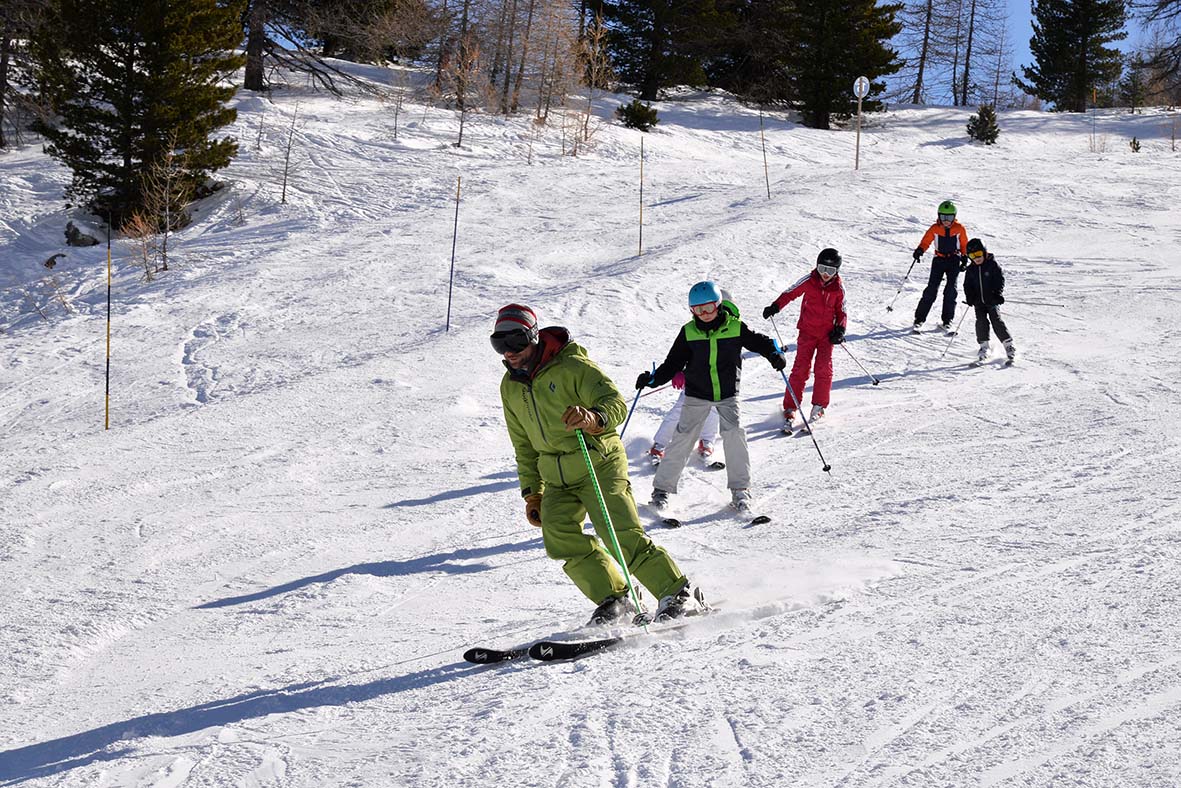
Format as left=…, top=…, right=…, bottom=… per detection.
left=490, top=0, right=510, bottom=85
left=0, top=26, right=10, bottom=149
left=244, top=0, right=268, bottom=91
left=959, top=0, right=978, bottom=106
left=511, top=0, right=537, bottom=113
left=639, top=9, right=665, bottom=101
left=500, top=0, right=519, bottom=113
left=950, top=0, right=964, bottom=105
left=991, top=24, right=1005, bottom=107
left=912, top=0, right=933, bottom=104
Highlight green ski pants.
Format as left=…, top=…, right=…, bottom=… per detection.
left=540, top=457, right=686, bottom=606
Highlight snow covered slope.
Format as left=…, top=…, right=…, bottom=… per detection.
left=2, top=77, right=1180, bottom=786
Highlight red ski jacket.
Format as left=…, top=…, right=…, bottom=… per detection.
left=771, top=270, right=847, bottom=338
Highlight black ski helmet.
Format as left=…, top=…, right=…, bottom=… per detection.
left=966, top=238, right=986, bottom=256
left=816, top=248, right=842, bottom=269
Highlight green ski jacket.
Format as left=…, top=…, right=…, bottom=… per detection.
left=500, top=327, right=628, bottom=498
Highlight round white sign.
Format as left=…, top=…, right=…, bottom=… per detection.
left=854, top=76, right=870, bottom=99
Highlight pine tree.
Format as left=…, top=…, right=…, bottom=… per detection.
left=1015, top=0, right=1126, bottom=112
left=780, top=0, right=902, bottom=129
left=706, top=0, right=792, bottom=104
left=601, top=0, right=724, bottom=100
left=966, top=103, right=999, bottom=143
left=32, top=0, right=244, bottom=225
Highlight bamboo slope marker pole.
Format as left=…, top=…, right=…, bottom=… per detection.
left=638, top=138, right=644, bottom=256
left=760, top=111, right=771, bottom=199
left=446, top=175, right=461, bottom=332
left=104, top=216, right=112, bottom=430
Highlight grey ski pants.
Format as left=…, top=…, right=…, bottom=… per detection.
left=653, top=395, right=751, bottom=494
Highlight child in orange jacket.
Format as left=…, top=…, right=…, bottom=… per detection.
left=912, top=200, right=968, bottom=333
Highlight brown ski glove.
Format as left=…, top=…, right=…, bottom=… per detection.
left=561, top=406, right=604, bottom=434
left=524, top=494, right=543, bottom=527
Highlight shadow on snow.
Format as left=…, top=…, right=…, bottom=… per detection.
left=195, top=537, right=540, bottom=609
left=0, top=663, right=487, bottom=785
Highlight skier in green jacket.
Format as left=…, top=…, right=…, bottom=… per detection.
left=493, top=304, right=708, bottom=624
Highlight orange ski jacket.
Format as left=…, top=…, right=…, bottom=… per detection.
left=918, top=220, right=969, bottom=259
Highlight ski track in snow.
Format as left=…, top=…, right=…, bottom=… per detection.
left=2, top=67, right=1181, bottom=787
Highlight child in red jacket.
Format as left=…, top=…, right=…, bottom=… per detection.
left=762, top=248, right=848, bottom=431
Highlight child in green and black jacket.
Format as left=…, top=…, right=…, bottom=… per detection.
left=634, top=281, right=785, bottom=514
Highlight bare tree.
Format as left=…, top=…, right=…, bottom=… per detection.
left=578, top=12, right=612, bottom=144
left=280, top=103, right=300, bottom=203
left=0, top=0, right=49, bottom=148
left=510, top=0, right=539, bottom=112
left=139, top=141, right=192, bottom=272
left=241, top=0, right=386, bottom=96
left=440, top=32, right=488, bottom=146
left=1133, top=0, right=1181, bottom=98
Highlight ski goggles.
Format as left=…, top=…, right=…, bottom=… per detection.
left=690, top=301, right=719, bottom=316
left=968, top=250, right=985, bottom=261
left=939, top=213, right=956, bottom=222
left=817, top=263, right=839, bottom=277
left=490, top=329, right=532, bottom=354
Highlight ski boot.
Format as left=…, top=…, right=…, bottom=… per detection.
left=650, top=488, right=670, bottom=511
left=654, top=582, right=709, bottom=622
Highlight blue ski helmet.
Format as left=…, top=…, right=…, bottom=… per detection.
left=688, top=280, right=722, bottom=307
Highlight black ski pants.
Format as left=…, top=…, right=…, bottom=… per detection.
left=914, top=256, right=961, bottom=325
left=973, top=304, right=1011, bottom=344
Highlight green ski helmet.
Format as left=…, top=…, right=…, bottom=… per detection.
left=937, top=200, right=957, bottom=219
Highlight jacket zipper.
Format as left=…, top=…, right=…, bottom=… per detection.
left=528, top=380, right=567, bottom=486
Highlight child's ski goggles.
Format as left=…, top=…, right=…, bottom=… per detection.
left=817, top=263, right=839, bottom=277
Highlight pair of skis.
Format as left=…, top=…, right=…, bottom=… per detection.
left=660, top=511, right=771, bottom=528
left=463, top=615, right=707, bottom=664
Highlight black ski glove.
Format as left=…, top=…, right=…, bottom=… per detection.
left=635, top=371, right=653, bottom=390
left=762, top=304, right=779, bottom=320
left=995, top=294, right=1004, bottom=304
left=958, top=255, right=969, bottom=271
left=769, top=353, right=787, bottom=371
left=828, top=325, right=846, bottom=344
left=912, top=247, right=923, bottom=262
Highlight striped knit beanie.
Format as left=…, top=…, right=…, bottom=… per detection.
left=494, top=304, right=539, bottom=342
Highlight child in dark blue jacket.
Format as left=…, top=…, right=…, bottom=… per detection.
left=962, top=238, right=1016, bottom=364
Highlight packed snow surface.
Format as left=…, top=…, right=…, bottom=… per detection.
left=2, top=73, right=1180, bottom=786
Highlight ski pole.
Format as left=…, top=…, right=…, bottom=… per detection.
left=575, top=429, right=646, bottom=622
left=1003, top=299, right=1065, bottom=308
left=839, top=342, right=880, bottom=385
left=769, top=317, right=832, bottom=474
left=639, top=384, right=671, bottom=398
left=938, top=309, right=970, bottom=360
left=885, top=258, right=918, bottom=312
left=619, top=362, right=654, bottom=440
